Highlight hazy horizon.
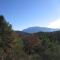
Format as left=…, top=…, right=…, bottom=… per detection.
left=15, top=26, right=60, bottom=31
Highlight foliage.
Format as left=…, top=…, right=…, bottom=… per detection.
left=0, top=16, right=60, bottom=60
left=0, top=16, right=19, bottom=60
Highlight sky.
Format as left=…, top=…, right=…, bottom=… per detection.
left=0, top=0, right=60, bottom=30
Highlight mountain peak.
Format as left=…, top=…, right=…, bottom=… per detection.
left=22, top=26, right=58, bottom=33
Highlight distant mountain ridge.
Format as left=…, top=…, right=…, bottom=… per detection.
left=15, top=31, right=31, bottom=37
left=22, top=27, right=58, bottom=33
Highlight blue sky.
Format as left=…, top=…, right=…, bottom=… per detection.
left=0, top=0, right=60, bottom=30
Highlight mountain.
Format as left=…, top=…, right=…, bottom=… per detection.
left=22, top=27, right=58, bottom=33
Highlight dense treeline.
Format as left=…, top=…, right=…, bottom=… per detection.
left=0, top=16, right=25, bottom=60
left=33, top=32, right=60, bottom=60
left=33, top=31, right=60, bottom=42
left=0, top=16, right=60, bottom=60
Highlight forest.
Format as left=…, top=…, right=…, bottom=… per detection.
left=0, top=16, right=60, bottom=60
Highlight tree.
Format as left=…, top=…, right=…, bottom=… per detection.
left=0, top=16, right=17, bottom=60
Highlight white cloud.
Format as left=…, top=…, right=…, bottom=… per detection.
left=47, top=18, right=60, bottom=29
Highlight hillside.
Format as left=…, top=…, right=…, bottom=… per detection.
left=0, top=16, right=60, bottom=60
left=15, top=31, right=32, bottom=37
